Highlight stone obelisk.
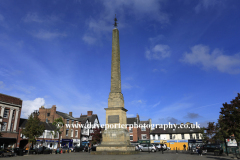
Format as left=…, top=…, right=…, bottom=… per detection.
left=96, top=16, right=135, bottom=154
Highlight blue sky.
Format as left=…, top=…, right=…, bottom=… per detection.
left=0, top=0, right=240, bottom=127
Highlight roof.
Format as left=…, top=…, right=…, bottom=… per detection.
left=151, top=124, right=202, bottom=134
left=19, top=118, right=57, bottom=130
left=0, top=93, right=22, bottom=106
left=127, top=117, right=138, bottom=125
left=56, top=111, right=77, bottom=120
left=140, top=121, right=149, bottom=125
left=76, top=114, right=99, bottom=125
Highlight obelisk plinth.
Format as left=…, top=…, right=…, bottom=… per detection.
left=96, top=16, right=135, bottom=154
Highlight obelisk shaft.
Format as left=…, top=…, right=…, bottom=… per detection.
left=110, top=28, right=121, bottom=93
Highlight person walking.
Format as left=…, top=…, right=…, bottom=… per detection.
left=88, top=144, right=91, bottom=153
left=183, top=144, right=186, bottom=151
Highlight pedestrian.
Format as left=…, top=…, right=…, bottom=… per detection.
left=183, top=144, right=186, bottom=151
left=198, top=146, right=203, bottom=156
left=88, top=144, right=91, bottom=153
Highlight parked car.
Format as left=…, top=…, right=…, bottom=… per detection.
left=0, top=149, right=15, bottom=157
left=139, top=144, right=157, bottom=152
left=75, top=145, right=88, bottom=152
left=35, top=146, right=53, bottom=154
left=191, top=145, right=207, bottom=155
left=203, top=144, right=223, bottom=154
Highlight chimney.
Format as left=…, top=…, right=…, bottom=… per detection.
left=69, top=112, right=72, bottom=117
left=51, top=105, right=56, bottom=115
left=137, top=114, right=140, bottom=123
left=87, top=111, right=93, bottom=116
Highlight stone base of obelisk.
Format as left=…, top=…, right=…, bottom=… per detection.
left=94, top=128, right=136, bottom=154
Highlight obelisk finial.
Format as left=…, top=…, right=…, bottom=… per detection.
left=114, top=14, right=118, bottom=28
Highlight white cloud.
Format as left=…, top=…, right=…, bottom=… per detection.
left=181, top=44, right=240, bottom=74
left=195, top=0, right=222, bottom=13
left=122, top=83, right=133, bottom=90
left=30, top=30, right=67, bottom=40
left=152, top=101, right=161, bottom=108
left=82, top=35, right=97, bottom=44
left=22, top=98, right=45, bottom=118
left=23, top=13, right=60, bottom=24
left=146, top=44, right=171, bottom=60
left=0, top=81, right=5, bottom=89
left=83, top=1, right=169, bottom=44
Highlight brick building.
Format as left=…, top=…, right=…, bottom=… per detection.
left=0, top=93, right=22, bottom=148
left=127, top=114, right=151, bottom=144
left=38, top=105, right=81, bottom=147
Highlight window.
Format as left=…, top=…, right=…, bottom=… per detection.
left=130, top=135, right=133, bottom=141
left=196, top=133, right=199, bottom=139
left=152, top=134, right=155, bottom=140
left=76, top=121, right=78, bottom=126
left=66, top=129, right=69, bottom=136
left=47, top=113, right=50, bottom=116
left=169, top=134, right=172, bottom=139
left=129, top=128, right=133, bottom=133
left=75, top=130, right=78, bottom=138
left=1, top=122, right=7, bottom=131
left=141, top=126, right=146, bottom=131
left=181, top=134, right=185, bottom=139
left=141, top=134, right=147, bottom=140
left=46, top=131, right=52, bottom=138
left=71, top=129, right=73, bottom=137
left=67, top=119, right=69, bottom=124
left=158, top=134, right=160, bottom=140
left=189, top=133, right=193, bottom=139
left=12, top=110, right=15, bottom=119
left=72, top=120, right=74, bottom=124
left=3, top=109, right=9, bottom=118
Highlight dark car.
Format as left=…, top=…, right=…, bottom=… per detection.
left=75, top=145, right=88, bottom=152
left=35, top=146, right=53, bottom=154
left=0, top=149, right=15, bottom=157
left=203, top=144, right=223, bottom=154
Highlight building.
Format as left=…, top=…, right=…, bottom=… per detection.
left=150, top=122, right=203, bottom=150
left=127, top=114, right=152, bottom=144
left=76, top=111, right=100, bottom=146
left=0, top=93, right=22, bottom=148
left=18, top=118, right=59, bottom=149
left=38, top=105, right=81, bottom=147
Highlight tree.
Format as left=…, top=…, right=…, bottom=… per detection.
left=219, top=93, right=240, bottom=153
left=21, top=113, right=45, bottom=155
left=90, top=127, right=102, bottom=144
left=52, top=117, right=64, bottom=148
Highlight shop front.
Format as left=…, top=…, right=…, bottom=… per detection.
left=61, top=139, right=73, bottom=147
left=166, top=140, right=188, bottom=150
left=188, top=139, right=203, bottom=149
left=73, top=139, right=80, bottom=147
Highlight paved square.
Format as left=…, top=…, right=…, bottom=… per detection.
left=1, top=152, right=237, bottom=160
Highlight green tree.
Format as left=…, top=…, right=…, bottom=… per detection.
left=219, top=93, right=240, bottom=153
left=21, top=113, right=45, bottom=154
left=52, top=117, right=64, bottom=147
left=90, top=127, right=102, bottom=144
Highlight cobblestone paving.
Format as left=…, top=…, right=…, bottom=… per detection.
left=1, top=151, right=237, bottom=160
